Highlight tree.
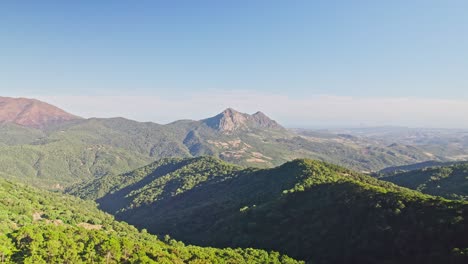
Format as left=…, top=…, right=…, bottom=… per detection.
left=0, top=234, right=14, bottom=263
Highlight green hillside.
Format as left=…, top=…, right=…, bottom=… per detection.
left=0, top=177, right=301, bottom=263
left=0, top=139, right=153, bottom=189
left=68, top=157, right=468, bottom=263
left=0, top=118, right=189, bottom=188
left=382, top=162, right=468, bottom=200
left=0, top=110, right=439, bottom=189
left=376, top=160, right=460, bottom=175
left=67, top=156, right=242, bottom=203
left=0, top=123, right=45, bottom=146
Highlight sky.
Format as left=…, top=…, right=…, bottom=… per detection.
left=1, top=1, right=468, bottom=128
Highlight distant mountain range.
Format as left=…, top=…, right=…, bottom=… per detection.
left=0, top=97, right=448, bottom=188
left=67, top=156, right=468, bottom=263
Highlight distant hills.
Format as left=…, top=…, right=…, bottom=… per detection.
left=67, top=157, right=468, bottom=263
left=321, top=126, right=468, bottom=162
left=0, top=96, right=80, bottom=128
left=381, top=162, right=468, bottom=200
left=0, top=97, right=445, bottom=188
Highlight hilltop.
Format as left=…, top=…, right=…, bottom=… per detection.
left=0, top=97, right=80, bottom=128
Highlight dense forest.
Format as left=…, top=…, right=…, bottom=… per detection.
left=0, top=111, right=439, bottom=189
left=0, top=177, right=302, bottom=263
left=68, top=157, right=468, bottom=263
left=382, top=162, right=468, bottom=200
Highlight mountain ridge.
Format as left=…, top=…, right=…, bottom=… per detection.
left=202, top=108, right=284, bottom=133
left=0, top=96, right=442, bottom=188
left=0, top=96, right=81, bottom=128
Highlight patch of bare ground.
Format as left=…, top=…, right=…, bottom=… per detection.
left=246, top=158, right=268, bottom=163
left=32, top=212, right=43, bottom=221
left=77, top=222, right=103, bottom=230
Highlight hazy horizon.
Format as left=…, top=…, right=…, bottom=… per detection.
left=1, top=94, right=466, bottom=130
left=2, top=1, right=468, bottom=128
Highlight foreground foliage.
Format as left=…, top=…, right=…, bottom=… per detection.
left=70, top=157, right=468, bottom=263
left=0, top=178, right=301, bottom=263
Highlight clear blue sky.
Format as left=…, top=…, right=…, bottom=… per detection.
left=2, top=1, right=468, bottom=128
left=1, top=0, right=467, bottom=98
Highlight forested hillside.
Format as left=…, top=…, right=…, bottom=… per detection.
left=382, top=162, right=468, bottom=200
left=68, top=157, right=468, bottom=263
left=0, top=177, right=301, bottom=263
left=0, top=106, right=440, bottom=189
left=67, top=156, right=242, bottom=203
left=376, top=160, right=460, bottom=175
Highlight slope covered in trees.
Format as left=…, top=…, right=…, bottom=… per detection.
left=68, top=157, right=468, bottom=263
left=0, top=105, right=440, bottom=189
left=0, top=177, right=301, bottom=263
left=376, top=160, right=460, bottom=175
left=67, top=156, right=242, bottom=203
left=382, top=162, right=468, bottom=200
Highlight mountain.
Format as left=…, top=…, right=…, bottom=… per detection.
left=202, top=108, right=284, bottom=133
left=0, top=98, right=443, bottom=188
left=68, top=157, right=468, bottom=264
left=0, top=97, right=80, bottom=128
left=381, top=162, right=468, bottom=200
left=0, top=177, right=301, bottom=263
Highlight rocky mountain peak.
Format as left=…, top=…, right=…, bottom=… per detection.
left=251, top=111, right=281, bottom=129
left=202, top=108, right=284, bottom=133
left=222, top=107, right=241, bottom=115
